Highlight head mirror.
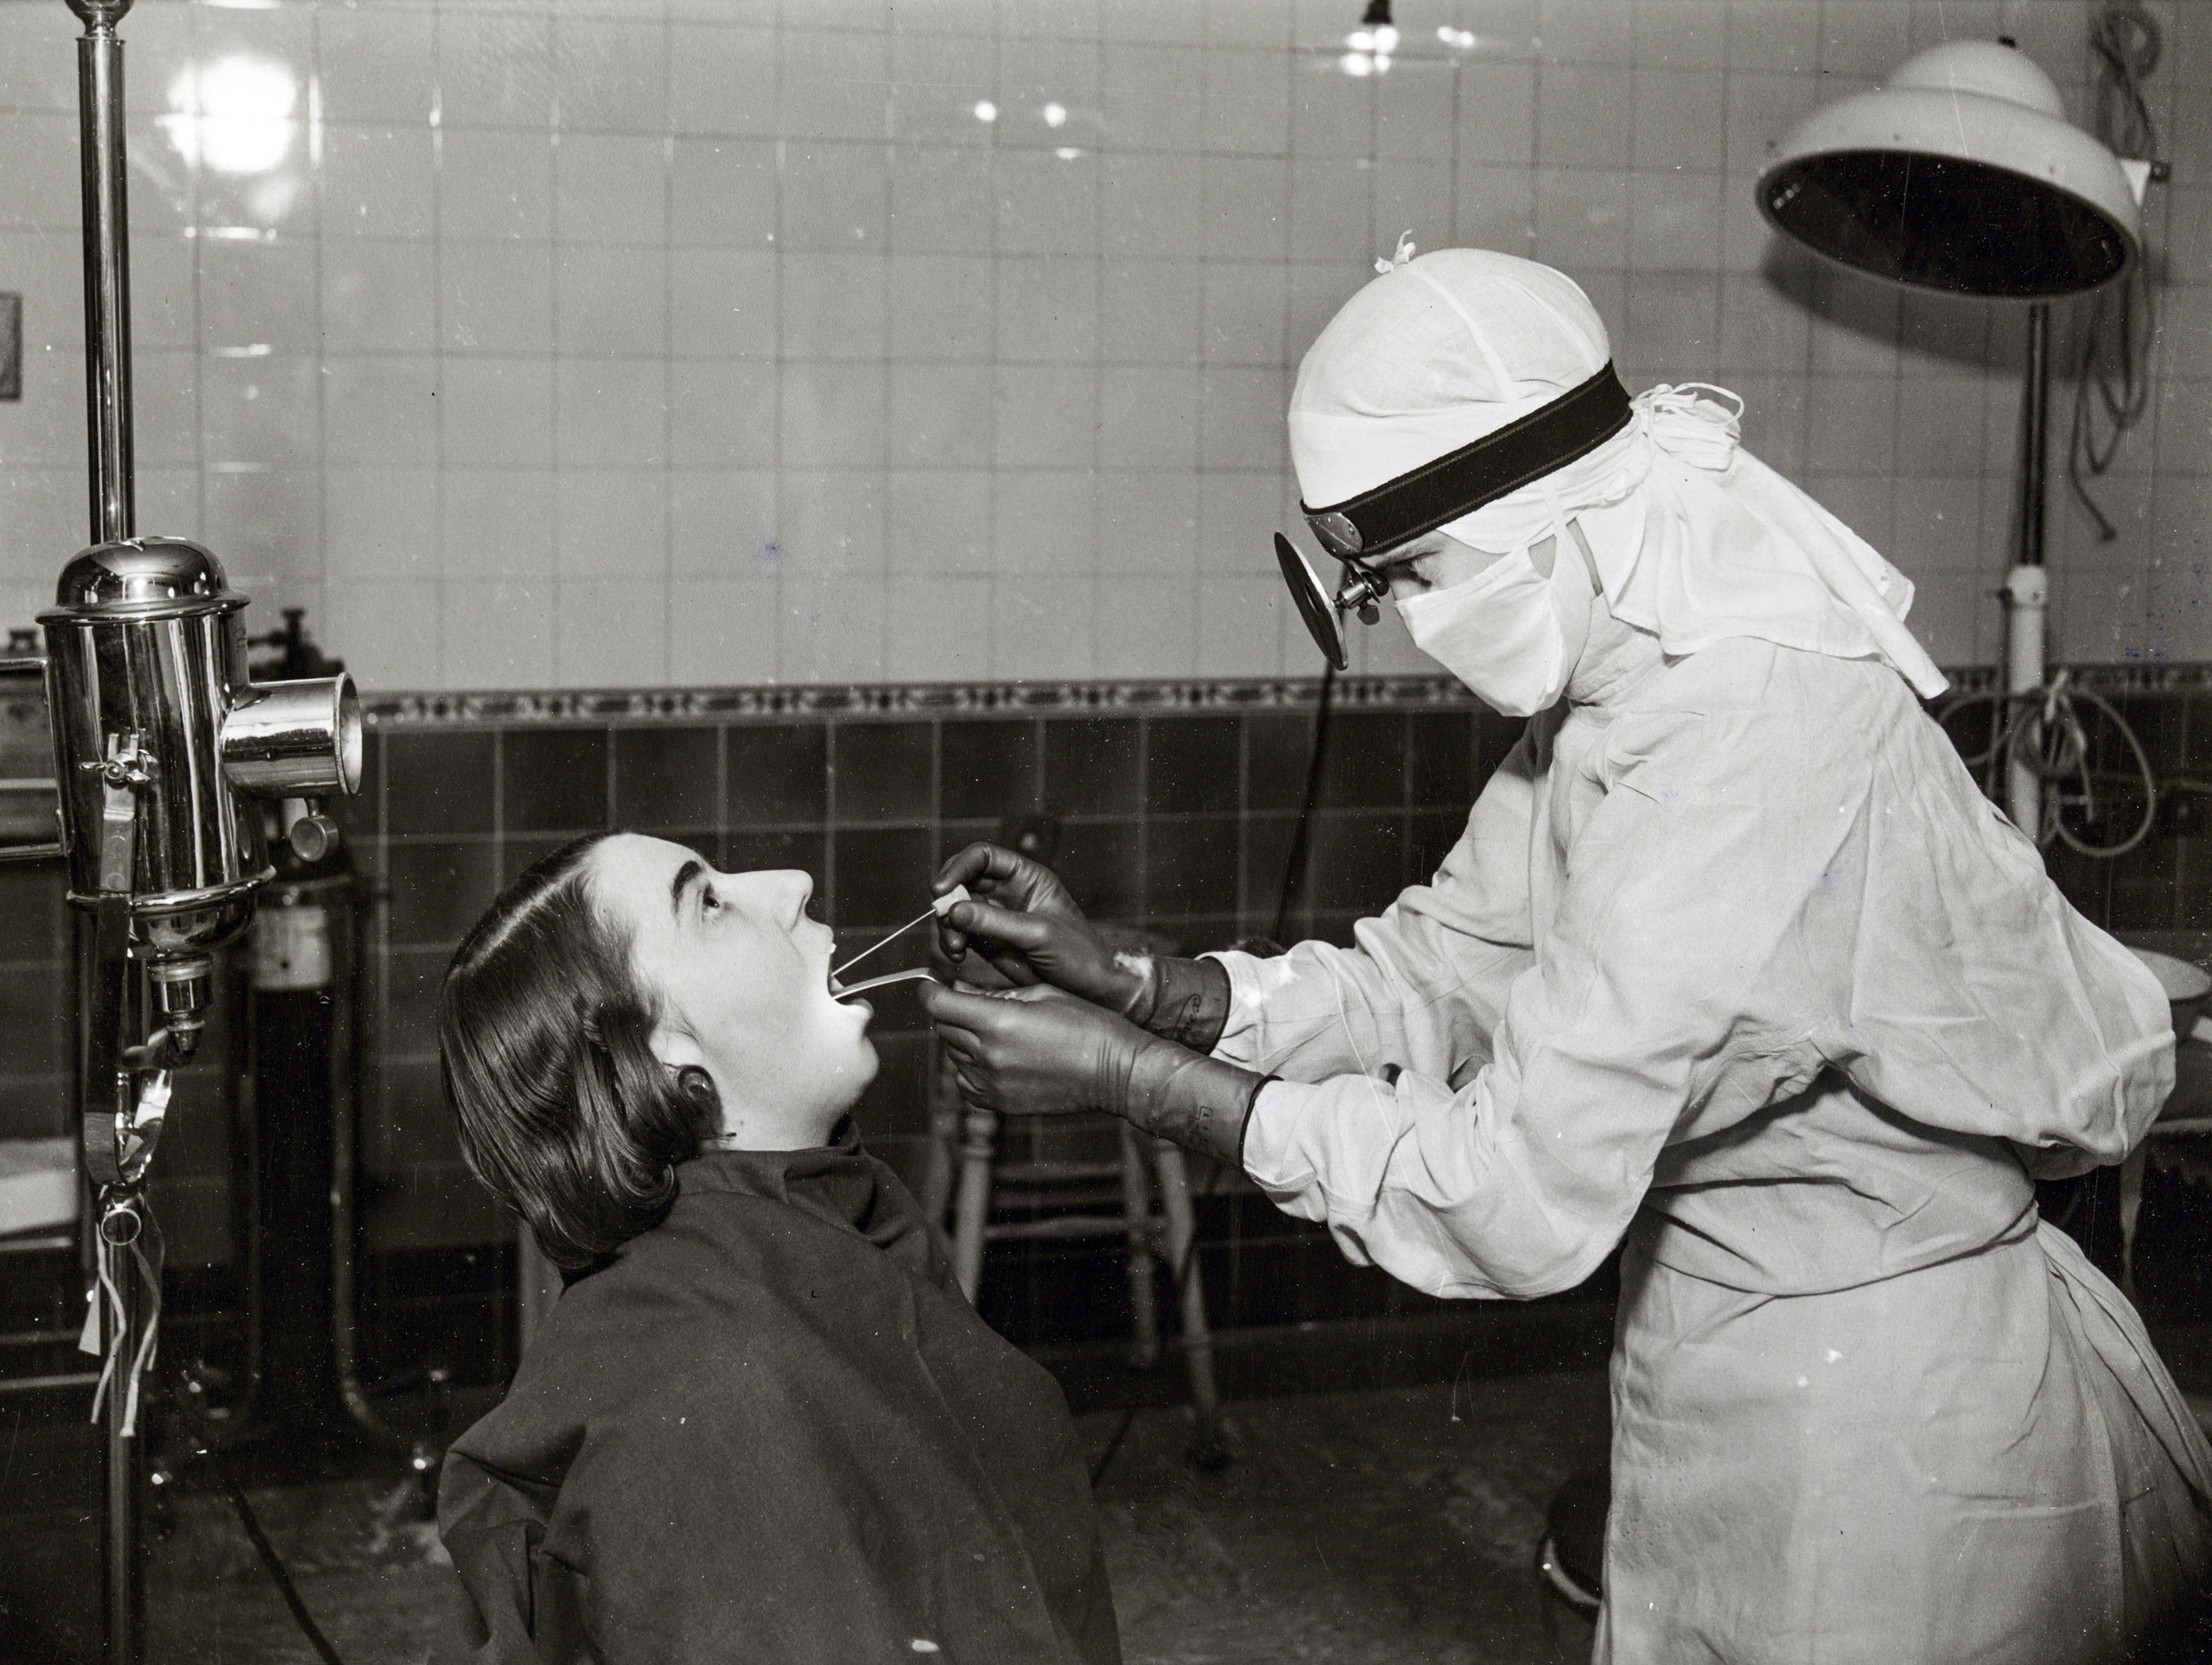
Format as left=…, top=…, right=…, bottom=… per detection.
left=1274, top=533, right=1348, bottom=672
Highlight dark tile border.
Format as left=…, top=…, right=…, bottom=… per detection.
left=357, top=664, right=2212, bottom=731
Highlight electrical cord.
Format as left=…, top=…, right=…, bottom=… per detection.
left=2067, top=2, right=2162, bottom=541
left=1271, top=662, right=1338, bottom=944
left=1936, top=672, right=2159, bottom=857
left=1086, top=1400, right=1141, bottom=1488
left=207, top=1451, right=348, bottom=1665
left=165, top=1367, right=351, bottom=1664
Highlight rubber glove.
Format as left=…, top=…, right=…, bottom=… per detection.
left=919, top=982, right=1268, bottom=1168
left=932, top=842, right=1233, bottom=1048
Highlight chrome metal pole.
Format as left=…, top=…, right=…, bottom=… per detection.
left=67, top=5, right=144, bottom=1660
left=96, top=1186, right=146, bottom=1665
left=72, top=0, right=135, bottom=547
left=2021, top=303, right=2049, bottom=571
left=52, top=14, right=364, bottom=1653
left=2005, top=304, right=2053, bottom=839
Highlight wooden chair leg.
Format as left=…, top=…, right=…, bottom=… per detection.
left=951, top=1105, right=997, bottom=1304
left=917, top=1045, right=960, bottom=1229
left=1150, top=1138, right=1224, bottom=1463
left=1119, top=1122, right=1160, bottom=1369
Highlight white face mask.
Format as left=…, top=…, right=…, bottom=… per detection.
left=1395, top=537, right=1594, bottom=717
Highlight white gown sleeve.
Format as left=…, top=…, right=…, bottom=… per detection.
left=1239, top=701, right=1833, bottom=1300
left=1206, top=726, right=1542, bottom=1092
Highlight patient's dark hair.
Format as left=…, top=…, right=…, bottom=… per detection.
left=438, top=832, right=719, bottom=1270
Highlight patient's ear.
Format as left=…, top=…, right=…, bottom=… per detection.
left=651, top=1024, right=724, bottom=1107
left=673, top=1065, right=721, bottom=1122
left=650, top=1023, right=725, bottom=1132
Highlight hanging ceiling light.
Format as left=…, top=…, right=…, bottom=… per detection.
left=1343, top=0, right=1398, bottom=76
left=161, top=54, right=298, bottom=178
left=1326, top=2, right=1481, bottom=76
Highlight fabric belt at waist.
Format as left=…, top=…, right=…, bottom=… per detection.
left=1632, top=1077, right=2041, bottom=1297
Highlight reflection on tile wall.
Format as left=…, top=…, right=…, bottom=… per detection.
left=0, top=0, right=2207, bottom=688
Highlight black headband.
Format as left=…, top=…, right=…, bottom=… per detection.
left=1301, top=362, right=1634, bottom=561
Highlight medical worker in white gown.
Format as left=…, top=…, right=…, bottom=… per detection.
left=921, top=247, right=2212, bottom=1663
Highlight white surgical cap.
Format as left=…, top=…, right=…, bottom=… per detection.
left=1288, top=247, right=1949, bottom=699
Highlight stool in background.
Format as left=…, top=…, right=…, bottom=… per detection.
left=928, top=1050, right=1224, bottom=1461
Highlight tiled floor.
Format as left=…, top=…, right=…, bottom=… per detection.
left=19, top=1371, right=1610, bottom=1665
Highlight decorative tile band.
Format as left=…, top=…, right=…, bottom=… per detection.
left=362, top=674, right=1479, bottom=727
left=359, top=663, right=2210, bottom=728
left=1931, top=664, right=2212, bottom=695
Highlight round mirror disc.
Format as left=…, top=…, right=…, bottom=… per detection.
left=1274, top=533, right=1348, bottom=671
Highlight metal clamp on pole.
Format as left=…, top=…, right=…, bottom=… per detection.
left=82, top=737, right=157, bottom=1189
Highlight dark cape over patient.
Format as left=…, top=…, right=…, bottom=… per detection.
left=436, top=1128, right=1121, bottom=1664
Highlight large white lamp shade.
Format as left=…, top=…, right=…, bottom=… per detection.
left=1756, top=40, right=2144, bottom=299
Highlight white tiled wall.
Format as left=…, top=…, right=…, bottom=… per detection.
left=0, top=0, right=2204, bottom=690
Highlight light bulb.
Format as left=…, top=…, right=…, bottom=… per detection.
left=1043, top=101, right=1068, bottom=127
left=163, top=55, right=298, bottom=177
left=1341, top=49, right=1374, bottom=76
left=973, top=99, right=998, bottom=122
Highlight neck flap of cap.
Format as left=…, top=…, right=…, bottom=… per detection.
left=1303, top=363, right=1633, bottom=559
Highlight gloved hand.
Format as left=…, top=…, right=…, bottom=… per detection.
left=931, top=842, right=1145, bottom=1007
left=931, top=842, right=1234, bottom=1048
left=919, top=982, right=1267, bottom=1167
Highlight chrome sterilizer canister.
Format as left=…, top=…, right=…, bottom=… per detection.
left=39, top=536, right=362, bottom=1048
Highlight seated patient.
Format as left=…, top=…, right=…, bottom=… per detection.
left=433, top=832, right=1119, bottom=1665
